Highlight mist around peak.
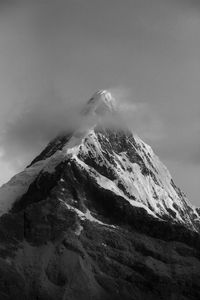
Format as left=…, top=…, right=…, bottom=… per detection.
left=0, top=86, right=162, bottom=189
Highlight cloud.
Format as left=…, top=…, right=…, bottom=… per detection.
left=108, top=87, right=165, bottom=142
left=0, top=86, right=164, bottom=175
left=0, top=89, right=85, bottom=169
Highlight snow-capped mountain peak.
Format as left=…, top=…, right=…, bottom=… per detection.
left=83, top=89, right=117, bottom=116
left=0, top=90, right=200, bottom=300
left=0, top=90, right=199, bottom=234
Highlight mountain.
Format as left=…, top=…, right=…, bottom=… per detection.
left=0, top=90, right=200, bottom=300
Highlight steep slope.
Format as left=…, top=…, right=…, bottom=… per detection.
left=0, top=90, right=200, bottom=300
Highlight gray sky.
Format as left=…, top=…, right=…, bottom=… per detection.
left=0, top=0, right=199, bottom=205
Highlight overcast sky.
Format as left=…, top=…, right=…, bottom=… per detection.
left=0, top=0, right=199, bottom=205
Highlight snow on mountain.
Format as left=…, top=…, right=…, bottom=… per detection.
left=82, top=90, right=117, bottom=116
left=0, top=90, right=199, bottom=232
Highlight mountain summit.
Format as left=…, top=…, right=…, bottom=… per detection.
left=0, top=91, right=200, bottom=300
left=84, top=90, right=117, bottom=116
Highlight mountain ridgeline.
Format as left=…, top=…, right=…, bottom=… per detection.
left=0, top=90, right=199, bottom=300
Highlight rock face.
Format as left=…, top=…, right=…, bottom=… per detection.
left=0, top=90, right=200, bottom=300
